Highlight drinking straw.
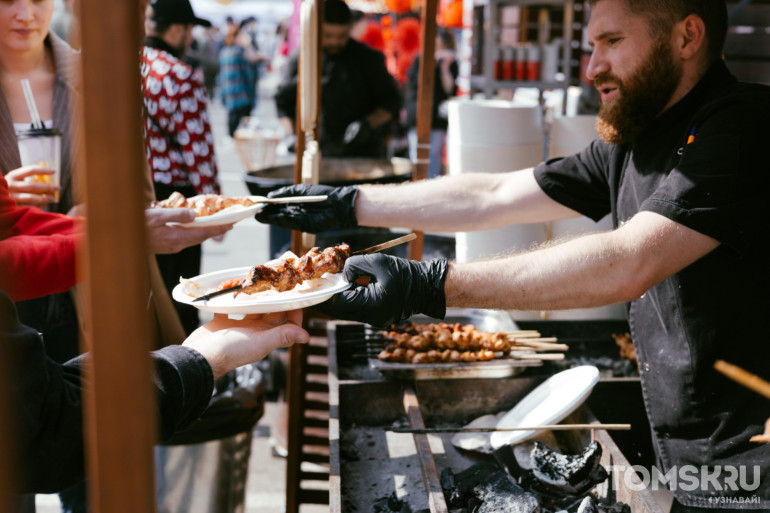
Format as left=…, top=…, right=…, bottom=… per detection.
left=20, top=79, right=44, bottom=129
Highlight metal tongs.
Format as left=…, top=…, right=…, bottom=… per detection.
left=192, top=232, right=417, bottom=302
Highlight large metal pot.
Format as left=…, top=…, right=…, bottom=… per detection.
left=243, top=157, right=412, bottom=197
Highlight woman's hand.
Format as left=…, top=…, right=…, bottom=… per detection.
left=145, top=208, right=233, bottom=254
left=5, top=164, right=59, bottom=206
left=183, top=310, right=309, bottom=380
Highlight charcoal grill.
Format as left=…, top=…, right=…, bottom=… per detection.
left=327, top=316, right=663, bottom=513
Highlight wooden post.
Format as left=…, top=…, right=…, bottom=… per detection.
left=287, top=1, right=325, bottom=511
left=409, top=0, right=439, bottom=262
left=77, top=0, right=157, bottom=511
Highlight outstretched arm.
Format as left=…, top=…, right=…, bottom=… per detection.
left=445, top=211, right=720, bottom=310
left=314, top=211, right=720, bottom=328
left=355, top=168, right=580, bottom=232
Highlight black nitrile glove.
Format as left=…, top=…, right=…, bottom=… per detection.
left=254, top=184, right=359, bottom=234
left=313, top=253, right=449, bottom=329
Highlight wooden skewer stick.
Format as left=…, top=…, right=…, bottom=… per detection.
left=390, top=423, right=632, bottom=434
left=512, top=353, right=565, bottom=360
left=504, top=331, right=542, bottom=339
left=512, top=341, right=569, bottom=351
left=506, top=336, right=559, bottom=343
left=714, top=360, right=770, bottom=399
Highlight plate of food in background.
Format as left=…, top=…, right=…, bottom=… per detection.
left=152, top=191, right=328, bottom=228
left=153, top=192, right=266, bottom=227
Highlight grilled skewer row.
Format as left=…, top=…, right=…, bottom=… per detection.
left=378, top=347, right=497, bottom=363
left=153, top=191, right=259, bottom=217
left=219, top=243, right=351, bottom=297
left=380, top=322, right=514, bottom=353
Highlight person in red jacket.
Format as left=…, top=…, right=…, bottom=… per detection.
left=0, top=173, right=228, bottom=302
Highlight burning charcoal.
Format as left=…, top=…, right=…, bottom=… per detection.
left=529, top=441, right=608, bottom=496
left=372, top=492, right=411, bottom=513
left=442, top=462, right=540, bottom=513
left=597, top=502, right=631, bottom=513
left=576, top=496, right=600, bottom=513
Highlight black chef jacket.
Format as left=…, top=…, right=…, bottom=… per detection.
left=275, top=39, right=402, bottom=157
left=0, top=291, right=213, bottom=493
left=534, top=60, right=770, bottom=509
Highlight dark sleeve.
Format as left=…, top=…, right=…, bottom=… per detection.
left=274, top=52, right=299, bottom=120
left=364, top=48, right=402, bottom=117
left=533, top=138, right=614, bottom=222
left=640, top=87, right=770, bottom=258
left=1, top=291, right=214, bottom=494
left=404, top=55, right=420, bottom=128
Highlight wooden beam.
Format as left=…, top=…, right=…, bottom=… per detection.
left=77, top=0, right=157, bottom=511
left=409, top=0, right=439, bottom=262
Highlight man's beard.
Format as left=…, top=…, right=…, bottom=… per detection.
left=595, top=40, right=682, bottom=145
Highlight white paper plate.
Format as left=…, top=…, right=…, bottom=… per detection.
left=172, top=264, right=350, bottom=314
left=170, top=196, right=267, bottom=227
left=489, top=365, right=600, bottom=449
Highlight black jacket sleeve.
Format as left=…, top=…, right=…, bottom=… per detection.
left=274, top=52, right=300, bottom=120
left=0, top=291, right=214, bottom=494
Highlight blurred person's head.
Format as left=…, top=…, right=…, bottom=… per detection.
left=322, top=0, right=351, bottom=55
left=436, top=27, right=455, bottom=52
left=585, top=0, right=727, bottom=144
left=349, top=9, right=367, bottom=40
left=0, top=0, right=55, bottom=56
left=144, top=0, right=210, bottom=57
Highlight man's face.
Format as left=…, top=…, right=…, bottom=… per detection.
left=586, top=0, right=682, bottom=144
left=321, top=22, right=350, bottom=55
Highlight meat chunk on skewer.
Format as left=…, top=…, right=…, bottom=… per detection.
left=234, top=243, right=351, bottom=296
left=152, top=191, right=258, bottom=217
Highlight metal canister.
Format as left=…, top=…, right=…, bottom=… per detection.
left=527, top=45, right=541, bottom=81
left=501, top=46, right=515, bottom=80
left=514, top=45, right=527, bottom=80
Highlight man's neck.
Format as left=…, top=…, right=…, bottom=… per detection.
left=144, top=35, right=182, bottom=59
left=661, top=57, right=711, bottom=114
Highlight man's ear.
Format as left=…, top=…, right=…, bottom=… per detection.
left=676, top=14, right=706, bottom=60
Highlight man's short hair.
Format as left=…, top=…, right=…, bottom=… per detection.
left=589, top=0, right=727, bottom=63
left=325, top=0, right=352, bottom=25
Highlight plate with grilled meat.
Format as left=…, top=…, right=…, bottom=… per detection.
left=152, top=191, right=267, bottom=227
left=172, top=243, right=351, bottom=314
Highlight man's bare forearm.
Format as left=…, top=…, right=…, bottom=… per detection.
left=355, top=169, right=578, bottom=232
left=444, top=212, right=720, bottom=311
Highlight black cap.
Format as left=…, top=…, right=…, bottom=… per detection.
left=149, top=0, right=211, bottom=27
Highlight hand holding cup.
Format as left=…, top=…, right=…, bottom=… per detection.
left=4, top=163, right=59, bottom=206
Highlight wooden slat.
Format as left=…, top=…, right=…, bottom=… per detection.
left=408, top=0, right=439, bottom=262
left=77, top=0, right=156, bottom=512
left=402, top=384, right=449, bottom=513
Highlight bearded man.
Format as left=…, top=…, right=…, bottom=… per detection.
left=254, top=1, right=769, bottom=510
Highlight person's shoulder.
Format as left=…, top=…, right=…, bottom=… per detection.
left=144, top=46, right=195, bottom=80
left=348, top=38, right=385, bottom=60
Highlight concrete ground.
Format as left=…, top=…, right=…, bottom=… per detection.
left=36, top=73, right=328, bottom=513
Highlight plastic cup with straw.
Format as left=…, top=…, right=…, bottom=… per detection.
left=17, top=78, right=62, bottom=203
